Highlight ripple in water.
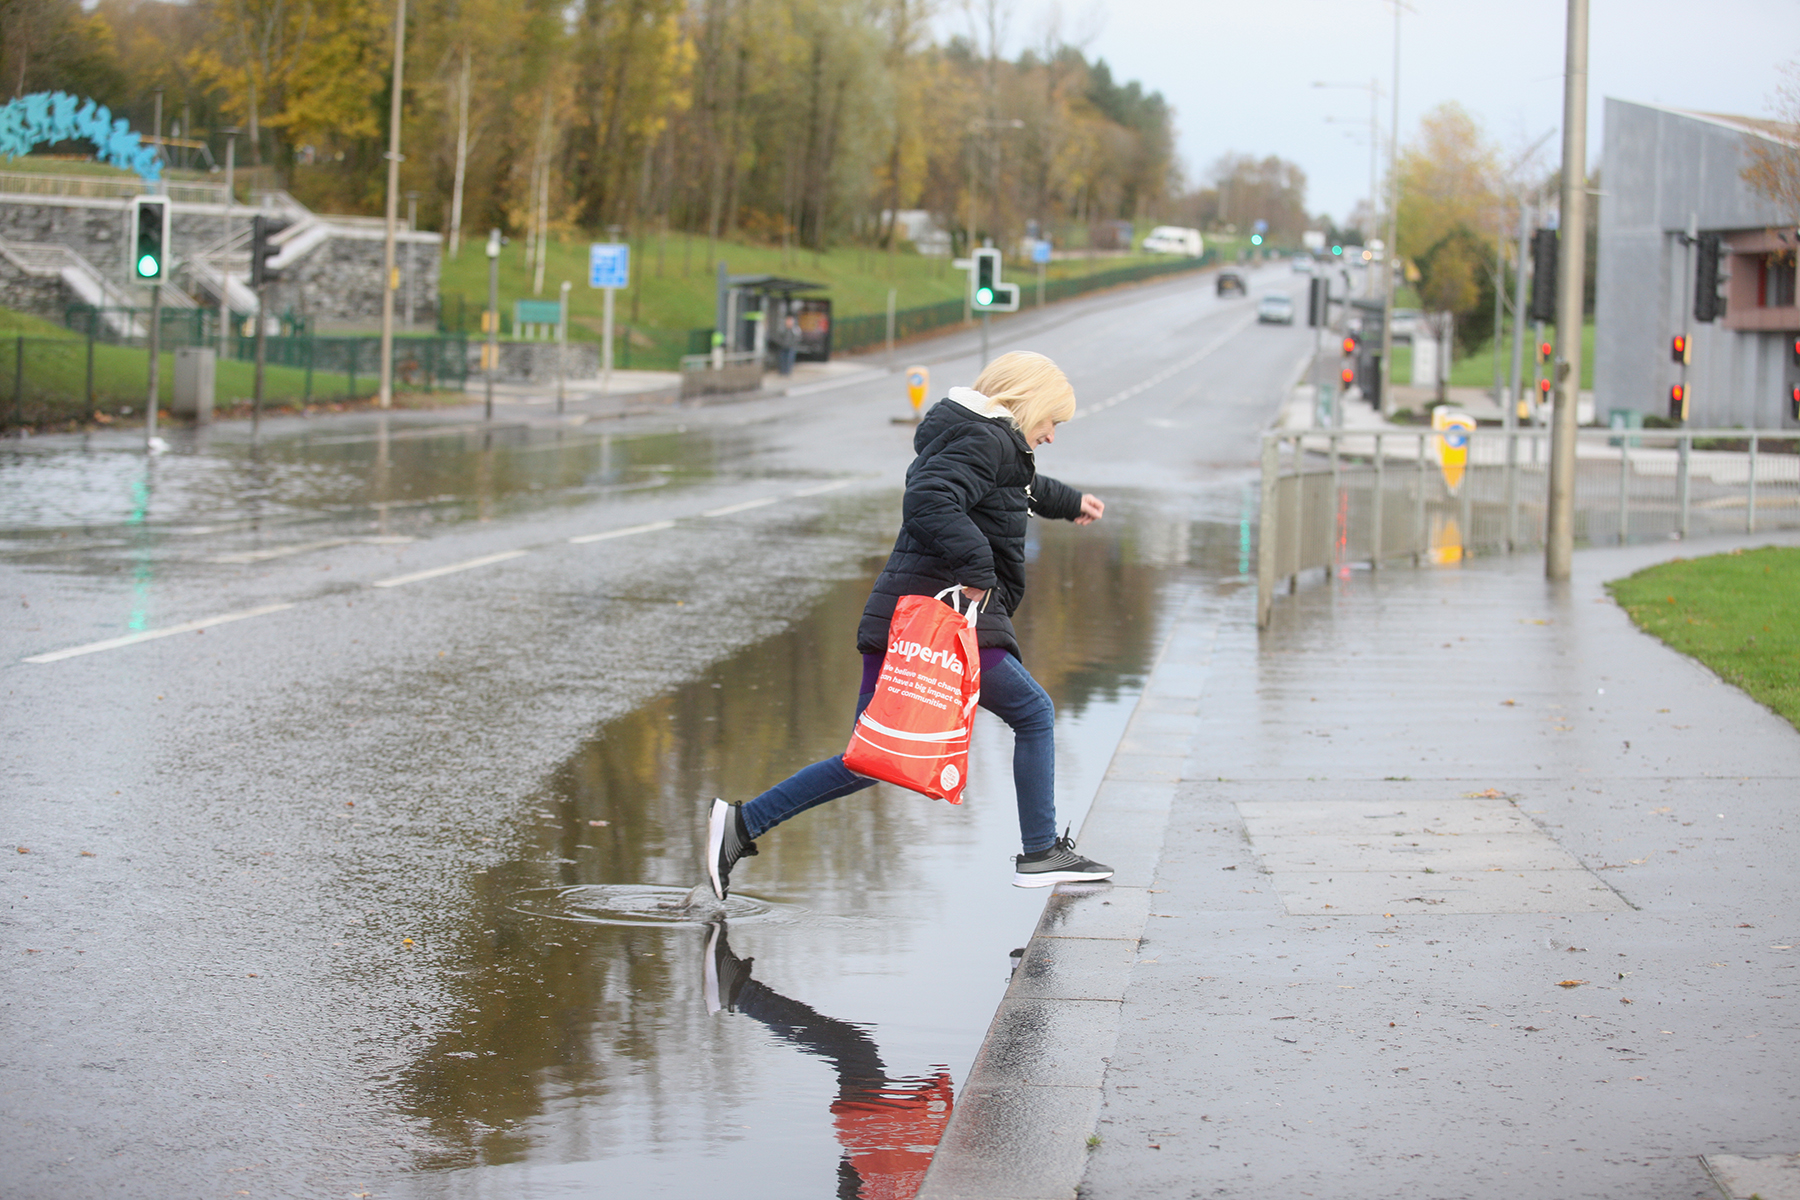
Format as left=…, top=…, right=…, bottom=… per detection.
left=508, top=884, right=783, bottom=927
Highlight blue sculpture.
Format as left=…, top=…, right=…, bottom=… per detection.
left=0, top=91, right=163, bottom=182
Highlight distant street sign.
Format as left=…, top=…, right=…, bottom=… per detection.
left=515, top=299, right=562, bottom=325
left=1253, top=219, right=1268, bottom=235
left=589, top=243, right=630, bottom=289
left=1031, top=239, right=1052, bottom=265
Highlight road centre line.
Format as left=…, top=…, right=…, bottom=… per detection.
left=22, top=603, right=297, bottom=664
left=789, top=479, right=854, bottom=497
left=25, top=477, right=865, bottom=662
left=700, top=496, right=781, bottom=517
left=210, top=536, right=416, bottom=565
left=372, top=550, right=531, bottom=588
left=1070, top=312, right=1257, bottom=420
left=569, top=520, right=677, bottom=545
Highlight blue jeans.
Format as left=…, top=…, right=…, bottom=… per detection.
left=739, top=653, right=1059, bottom=854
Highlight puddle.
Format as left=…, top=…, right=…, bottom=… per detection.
left=381, top=494, right=1246, bottom=1198
left=0, top=419, right=741, bottom=549
left=508, top=884, right=787, bottom=927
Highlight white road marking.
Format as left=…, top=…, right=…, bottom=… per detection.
left=372, top=550, right=530, bottom=588
left=209, top=536, right=416, bottom=564
left=1070, top=312, right=1257, bottom=420
left=569, top=520, right=677, bottom=545
left=22, top=603, right=296, bottom=664
left=700, top=496, right=780, bottom=517
left=790, top=479, right=854, bottom=497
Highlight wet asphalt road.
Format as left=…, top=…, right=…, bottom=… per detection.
left=2, top=260, right=1319, bottom=1197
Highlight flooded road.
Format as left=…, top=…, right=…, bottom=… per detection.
left=2, top=264, right=1302, bottom=1198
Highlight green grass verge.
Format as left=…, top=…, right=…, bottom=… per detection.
left=1606, top=546, right=1800, bottom=731
left=1390, top=319, right=1596, bottom=395
left=437, top=229, right=1186, bottom=360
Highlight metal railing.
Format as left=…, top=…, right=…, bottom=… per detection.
left=1256, top=425, right=1800, bottom=627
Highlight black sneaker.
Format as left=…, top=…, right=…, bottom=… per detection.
left=703, top=921, right=754, bottom=1014
left=1013, top=831, right=1113, bottom=888
left=705, top=798, right=758, bottom=900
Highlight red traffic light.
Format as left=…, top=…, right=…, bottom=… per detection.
left=1791, top=384, right=1800, bottom=419
left=1670, top=383, right=1685, bottom=404
left=1341, top=336, right=1356, bottom=355
left=1537, top=377, right=1552, bottom=394
left=1670, top=384, right=1688, bottom=422
left=1792, top=336, right=1800, bottom=366
left=1671, top=334, right=1688, bottom=363
left=1538, top=341, right=1552, bottom=361
left=1340, top=367, right=1355, bottom=386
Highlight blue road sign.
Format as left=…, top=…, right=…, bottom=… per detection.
left=589, top=243, right=630, bottom=289
left=1032, top=238, right=1052, bottom=265
left=1253, top=219, right=1268, bottom=235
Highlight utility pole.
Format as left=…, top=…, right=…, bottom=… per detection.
left=377, top=0, right=408, bottom=409
left=1380, top=4, right=1402, bottom=418
left=146, top=89, right=163, bottom=453
left=484, top=228, right=500, bottom=421
left=219, top=128, right=237, bottom=361
left=1508, top=193, right=1531, bottom=421
left=1545, top=0, right=1589, bottom=581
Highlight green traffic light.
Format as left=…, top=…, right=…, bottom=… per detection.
left=136, top=254, right=159, bottom=278
left=976, top=287, right=994, bottom=306
left=1332, top=245, right=1343, bottom=256
left=1250, top=234, right=1263, bottom=246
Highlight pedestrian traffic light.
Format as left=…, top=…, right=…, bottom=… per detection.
left=1669, top=383, right=1688, bottom=422
left=1670, top=334, right=1689, bottom=364
left=968, top=247, right=1018, bottom=312
left=251, top=216, right=287, bottom=287
left=1528, top=227, right=1558, bottom=324
left=1694, top=233, right=1725, bottom=323
left=130, top=196, right=168, bottom=282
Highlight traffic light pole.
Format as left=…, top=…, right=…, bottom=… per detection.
left=1545, top=0, right=1589, bottom=582
left=981, top=312, right=989, bottom=370
left=253, top=282, right=267, bottom=430
left=145, top=283, right=161, bottom=450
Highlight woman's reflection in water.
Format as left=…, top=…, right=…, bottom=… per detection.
left=704, top=923, right=954, bottom=1200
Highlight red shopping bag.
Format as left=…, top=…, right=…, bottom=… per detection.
left=843, top=588, right=982, bottom=804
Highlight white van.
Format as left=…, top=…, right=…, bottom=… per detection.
left=1140, top=226, right=1204, bottom=257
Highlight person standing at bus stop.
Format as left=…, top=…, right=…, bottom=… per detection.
left=775, top=312, right=800, bottom=376
left=703, top=350, right=1114, bottom=899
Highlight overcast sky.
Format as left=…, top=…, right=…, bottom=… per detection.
left=969, top=0, right=1798, bottom=223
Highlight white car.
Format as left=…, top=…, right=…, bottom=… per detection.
left=1141, top=226, right=1204, bottom=257
left=1257, top=294, right=1296, bottom=325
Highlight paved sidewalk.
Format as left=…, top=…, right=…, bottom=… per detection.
left=921, top=533, right=1800, bottom=1200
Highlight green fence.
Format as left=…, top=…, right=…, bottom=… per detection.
left=684, top=253, right=1217, bottom=363
left=2, top=322, right=469, bottom=430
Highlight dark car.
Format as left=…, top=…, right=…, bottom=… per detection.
left=1216, top=271, right=1246, bottom=297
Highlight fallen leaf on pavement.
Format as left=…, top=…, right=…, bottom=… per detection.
left=1557, top=980, right=1588, bottom=988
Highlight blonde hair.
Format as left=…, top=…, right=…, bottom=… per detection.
left=972, top=351, right=1076, bottom=435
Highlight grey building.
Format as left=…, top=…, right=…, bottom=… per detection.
left=1596, top=98, right=1798, bottom=429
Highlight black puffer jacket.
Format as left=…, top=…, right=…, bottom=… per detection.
left=857, top=390, right=1084, bottom=658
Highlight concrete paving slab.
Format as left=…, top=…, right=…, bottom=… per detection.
left=1267, top=866, right=1630, bottom=914
left=1249, top=831, right=1586, bottom=872
left=1238, top=795, right=1538, bottom=836
left=1704, top=1153, right=1800, bottom=1200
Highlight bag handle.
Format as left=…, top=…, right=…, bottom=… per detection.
left=934, top=585, right=981, bottom=627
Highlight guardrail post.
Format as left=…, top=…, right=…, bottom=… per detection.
left=1371, top=432, right=1384, bottom=570
left=1257, top=434, right=1278, bottom=628
left=1505, top=427, right=1519, bottom=552
left=1617, top=440, right=1630, bottom=545
left=1327, top=432, right=1340, bottom=580
left=1289, top=435, right=1302, bottom=593
left=1747, top=434, right=1758, bottom=534
left=1414, top=432, right=1427, bottom=566
left=1677, top=432, right=1691, bottom=539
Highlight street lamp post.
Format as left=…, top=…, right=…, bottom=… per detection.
left=484, top=228, right=500, bottom=421
left=1546, top=0, right=1590, bottom=581
left=219, top=127, right=237, bottom=361
left=377, top=0, right=408, bottom=409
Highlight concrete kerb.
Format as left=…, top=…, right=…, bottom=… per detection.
left=915, top=590, right=1221, bottom=1200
